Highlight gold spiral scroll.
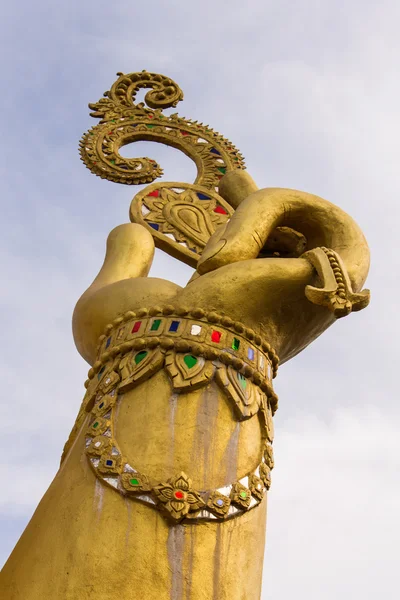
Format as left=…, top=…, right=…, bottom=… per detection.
left=79, top=70, right=246, bottom=265
left=79, top=70, right=245, bottom=188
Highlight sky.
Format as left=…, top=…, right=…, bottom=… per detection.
left=1, top=0, right=399, bottom=598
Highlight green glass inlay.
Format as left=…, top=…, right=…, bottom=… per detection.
left=146, top=124, right=154, bottom=129
left=93, top=421, right=99, bottom=428
left=110, top=160, right=115, bottom=165
left=151, top=319, right=161, bottom=331
left=184, top=355, right=198, bottom=369
left=135, top=350, right=148, bottom=364
left=238, top=373, right=247, bottom=390
left=240, top=491, right=247, bottom=499
left=130, top=478, right=139, bottom=486
left=232, top=337, right=240, bottom=351
left=218, top=167, right=226, bottom=174
left=112, top=119, right=116, bottom=123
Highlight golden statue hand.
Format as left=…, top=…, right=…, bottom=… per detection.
left=72, top=172, right=370, bottom=366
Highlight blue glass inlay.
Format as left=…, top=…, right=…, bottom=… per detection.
left=99, top=402, right=104, bottom=409
left=106, top=459, right=113, bottom=466
left=149, top=223, right=159, bottom=231
left=105, top=337, right=111, bottom=348
left=247, top=347, right=255, bottom=360
left=169, top=320, right=180, bottom=332
left=210, top=148, right=221, bottom=155
left=197, top=192, right=210, bottom=200
left=97, top=365, right=105, bottom=380
left=216, top=499, right=224, bottom=506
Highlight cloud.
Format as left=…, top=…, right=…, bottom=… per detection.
left=263, top=408, right=400, bottom=599
left=1, top=0, right=399, bottom=597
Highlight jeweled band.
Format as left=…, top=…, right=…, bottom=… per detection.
left=92, top=306, right=278, bottom=380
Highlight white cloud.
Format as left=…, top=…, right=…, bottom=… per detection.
left=1, top=0, right=399, bottom=597
left=264, top=408, right=400, bottom=599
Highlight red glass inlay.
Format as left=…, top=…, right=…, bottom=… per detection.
left=214, top=205, right=227, bottom=215
left=147, top=190, right=159, bottom=197
left=148, top=114, right=154, bottom=119
left=211, top=330, right=222, bottom=343
left=174, top=490, right=184, bottom=499
left=180, top=130, right=189, bottom=136
left=132, top=321, right=142, bottom=333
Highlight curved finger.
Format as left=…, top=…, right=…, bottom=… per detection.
left=198, top=186, right=370, bottom=293
left=73, top=223, right=156, bottom=363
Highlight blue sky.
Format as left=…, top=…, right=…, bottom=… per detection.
left=1, top=1, right=399, bottom=598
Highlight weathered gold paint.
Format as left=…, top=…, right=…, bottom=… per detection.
left=1, top=73, right=370, bottom=599
left=1, top=411, right=266, bottom=599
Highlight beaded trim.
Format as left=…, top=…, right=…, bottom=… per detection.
left=88, top=306, right=279, bottom=386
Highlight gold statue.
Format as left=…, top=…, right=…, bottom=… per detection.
left=1, top=71, right=370, bottom=599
